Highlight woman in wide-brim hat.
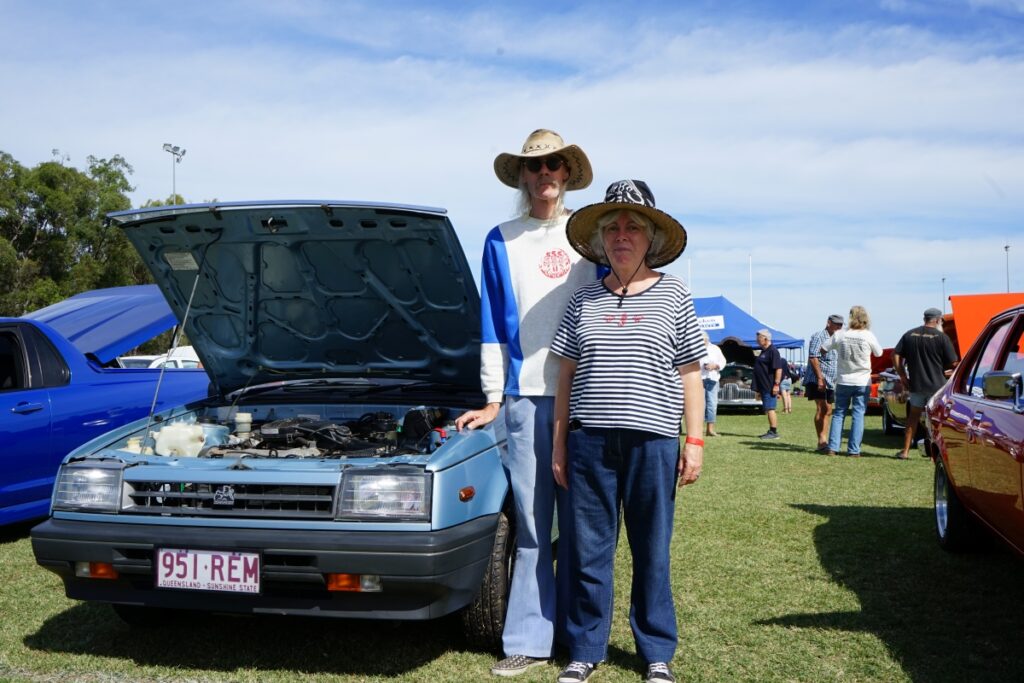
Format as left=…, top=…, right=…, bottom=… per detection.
left=549, top=180, right=704, bottom=683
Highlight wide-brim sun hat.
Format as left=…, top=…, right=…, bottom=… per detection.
left=566, top=179, right=687, bottom=268
left=493, top=129, right=593, bottom=191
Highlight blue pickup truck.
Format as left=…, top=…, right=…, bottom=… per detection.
left=0, top=286, right=210, bottom=525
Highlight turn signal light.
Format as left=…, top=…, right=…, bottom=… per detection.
left=325, top=573, right=382, bottom=592
left=459, top=486, right=476, bottom=502
left=74, top=561, right=119, bottom=579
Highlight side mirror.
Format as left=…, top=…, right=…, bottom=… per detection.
left=982, top=371, right=1022, bottom=401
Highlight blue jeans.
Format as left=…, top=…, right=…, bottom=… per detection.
left=565, top=426, right=679, bottom=664
left=703, top=378, right=719, bottom=424
left=828, top=384, right=870, bottom=454
left=501, top=396, right=571, bottom=658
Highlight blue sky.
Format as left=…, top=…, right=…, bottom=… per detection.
left=2, top=0, right=1022, bottom=349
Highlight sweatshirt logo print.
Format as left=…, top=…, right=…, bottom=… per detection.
left=605, top=314, right=645, bottom=327
left=539, top=249, right=571, bottom=278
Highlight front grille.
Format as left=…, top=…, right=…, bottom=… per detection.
left=124, top=481, right=336, bottom=519
left=720, top=383, right=756, bottom=400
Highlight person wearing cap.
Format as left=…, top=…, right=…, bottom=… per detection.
left=454, top=129, right=597, bottom=677
left=803, top=314, right=844, bottom=452
left=550, top=180, right=704, bottom=683
left=892, top=307, right=958, bottom=459
left=821, top=305, right=883, bottom=456
left=753, top=329, right=786, bottom=440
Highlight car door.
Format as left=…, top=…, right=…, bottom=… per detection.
left=965, top=314, right=1024, bottom=549
left=0, top=325, right=53, bottom=518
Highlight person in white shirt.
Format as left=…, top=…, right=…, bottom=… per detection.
left=821, top=305, right=883, bottom=456
left=700, top=331, right=727, bottom=436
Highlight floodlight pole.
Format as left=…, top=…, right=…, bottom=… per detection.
left=162, top=143, right=186, bottom=203
left=1006, top=243, right=1011, bottom=292
left=942, top=277, right=946, bottom=313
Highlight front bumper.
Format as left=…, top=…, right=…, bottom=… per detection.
left=31, top=514, right=498, bottom=620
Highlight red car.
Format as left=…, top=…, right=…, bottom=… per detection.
left=926, top=305, right=1024, bottom=555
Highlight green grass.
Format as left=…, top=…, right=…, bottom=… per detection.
left=2, top=401, right=1021, bottom=682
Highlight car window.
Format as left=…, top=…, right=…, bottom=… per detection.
left=182, top=360, right=201, bottom=368
left=0, top=331, right=26, bottom=390
left=997, top=317, right=1024, bottom=380
left=962, top=318, right=1012, bottom=398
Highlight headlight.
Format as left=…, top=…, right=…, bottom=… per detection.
left=53, top=464, right=124, bottom=512
left=337, top=471, right=432, bottom=521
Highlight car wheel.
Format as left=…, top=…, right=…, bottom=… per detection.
left=934, top=458, right=977, bottom=553
left=460, top=509, right=514, bottom=651
left=882, top=402, right=900, bottom=435
left=111, top=604, right=187, bottom=628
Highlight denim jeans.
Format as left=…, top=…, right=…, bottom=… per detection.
left=703, top=378, right=719, bottom=424
left=565, top=426, right=679, bottom=664
left=828, top=384, right=871, bottom=454
left=501, top=396, right=571, bottom=658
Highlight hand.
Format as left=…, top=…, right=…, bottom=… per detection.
left=552, top=445, right=569, bottom=490
left=455, top=403, right=500, bottom=431
left=679, top=441, right=703, bottom=487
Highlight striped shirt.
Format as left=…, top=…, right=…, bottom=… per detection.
left=550, top=274, right=704, bottom=437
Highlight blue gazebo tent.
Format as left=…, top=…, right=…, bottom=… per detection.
left=693, top=296, right=803, bottom=349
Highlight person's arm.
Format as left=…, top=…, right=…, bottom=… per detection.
left=809, top=356, right=825, bottom=385
left=552, top=357, right=577, bottom=490
left=678, top=361, right=704, bottom=486
left=456, top=231, right=507, bottom=431
left=892, top=351, right=909, bottom=387
left=771, top=350, right=783, bottom=396
left=870, top=332, right=883, bottom=357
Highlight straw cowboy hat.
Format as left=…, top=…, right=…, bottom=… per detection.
left=493, top=129, right=593, bottom=191
left=566, top=179, right=687, bottom=268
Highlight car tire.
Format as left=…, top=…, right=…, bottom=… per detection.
left=882, top=403, right=900, bottom=435
left=460, top=509, right=514, bottom=651
left=934, top=458, right=977, bottom=553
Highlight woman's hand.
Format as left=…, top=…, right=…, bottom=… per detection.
left=678, top=441, right=703, bottom=487
left=552, top=444, right=569, bottom=490
left=455, top=402, right=500, bottom=431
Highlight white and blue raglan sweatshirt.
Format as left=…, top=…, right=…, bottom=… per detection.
left=480, top=214, right=600, bottom=404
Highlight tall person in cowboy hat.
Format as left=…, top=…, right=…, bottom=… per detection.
left=550, top=180, right=705, bottom=683
left=456, top=129, right=598, bottom=677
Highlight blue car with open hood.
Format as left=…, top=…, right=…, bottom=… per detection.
left=31, top=201, right=513, bottom=647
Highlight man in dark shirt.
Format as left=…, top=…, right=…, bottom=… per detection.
left=753, top=329, right=786, bottom=440
left=892, top=307, right=958, bottom=459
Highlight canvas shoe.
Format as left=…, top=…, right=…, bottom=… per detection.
left=557, top=661, right=596, bottom=682
left=490, top=655, right=547, bottom=677
left=645, top=662, right=676, bottom=683
left=759, top=431, right=780, bottom=440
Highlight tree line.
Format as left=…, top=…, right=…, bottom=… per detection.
left=0, top=150, right=182, bottom=318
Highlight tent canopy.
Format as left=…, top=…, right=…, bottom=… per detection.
left=694, top=296, right=803, bottom=349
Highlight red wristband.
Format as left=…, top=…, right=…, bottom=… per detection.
left=685, top=436, right=704, bottom=447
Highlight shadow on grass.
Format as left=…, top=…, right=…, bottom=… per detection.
left=0, top=520, right=38, bottom=544
left=25, top=603, right=470, bottom=676
left=760, top=504, right=1024, bottom=683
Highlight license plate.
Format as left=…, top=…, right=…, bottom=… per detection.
left=155, top=548, right=260, bottom=593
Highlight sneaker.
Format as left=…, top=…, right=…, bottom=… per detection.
left=759, top=431, right=780, bottom=440
left=491, top=655, right=547, bottom=677
left=815, top=443, right=829, bottom=453
left=557, top=661, right=596, bottom=682
left=895, top=451, right=910, bottom=460
left=645, top=662, right=676, bottom=683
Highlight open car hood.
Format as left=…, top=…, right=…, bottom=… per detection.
left=23, top=285, right=178, bottom=364
left=108, top=201, right=482, bottom=396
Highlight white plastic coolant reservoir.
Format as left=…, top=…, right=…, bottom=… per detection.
left=154, top=422, right=206, bottom=457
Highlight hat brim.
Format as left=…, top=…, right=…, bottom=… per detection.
left=566, top=202, right=687, bottom=268
left=493, top=143, right=593, bottom=191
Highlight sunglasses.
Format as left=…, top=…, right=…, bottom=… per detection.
left=523, top=156, right=566, bottom=173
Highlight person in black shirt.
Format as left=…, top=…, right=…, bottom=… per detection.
left=753, top=329, right=786, bottom=439
left=892, top=307, right=958, bottom=459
